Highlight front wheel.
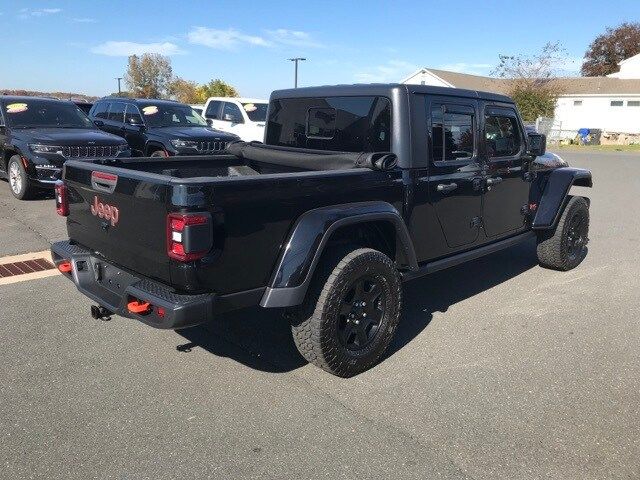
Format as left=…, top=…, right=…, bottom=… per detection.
left=291, top=247, right=402, bottom=377
left=537, top=196, right=590, bottom=271
left=7, top=155, right=34, bottom=200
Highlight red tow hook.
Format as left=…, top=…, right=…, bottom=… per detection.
left=127, top=300, right=152, bottom=315
left=57, top=261, right=72, bottom=273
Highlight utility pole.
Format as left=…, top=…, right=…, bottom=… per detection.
left=115, top=77, right=123, bottom=94
left=288, top=58, right=306, bottom=88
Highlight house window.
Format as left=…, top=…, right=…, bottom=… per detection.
left=573, top=100, right=582, bottom=106
left=610, top=100, right=624, bottom=107
left=628, top=101, right=640, bottom=107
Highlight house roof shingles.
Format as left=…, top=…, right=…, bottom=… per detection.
left=423, top=69, right=640, bottom=96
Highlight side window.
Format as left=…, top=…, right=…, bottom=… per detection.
left=485, top=111, right=521, bottom=158
left=205, top=101, right=222, bottom=119
left=124, top=104, right=143, bottom=124
left=431, top=104, right=475, bottom=162
left=93, top=102, right=110, bottom=120
left=222, top=102, right=244, bottom=123
left=108, top=102, right=126, bottom=123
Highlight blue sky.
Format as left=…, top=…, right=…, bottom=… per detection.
left=1, top=0, right=638, bottom=98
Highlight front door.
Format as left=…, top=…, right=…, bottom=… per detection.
left=480, top=104, right=531, bottom=238
left=426, top=98, right=483, bottom=250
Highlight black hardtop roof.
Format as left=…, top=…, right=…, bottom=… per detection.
left=270, top=83, right=513, bottom=103
left=100, top=97, right=184, bottom=106
left=0, top=95, right=74, bottom=104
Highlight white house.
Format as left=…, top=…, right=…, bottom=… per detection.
left=401, top=57, right=640, bottom=134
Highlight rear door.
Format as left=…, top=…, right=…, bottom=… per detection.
left=103, top=102, right=126, bottom=138
left=480, top=104, right=530, bottom=237
left=426, top=97, right=483, bottom=249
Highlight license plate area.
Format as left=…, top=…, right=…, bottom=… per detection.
left=89, top=257, right=138, bottom=296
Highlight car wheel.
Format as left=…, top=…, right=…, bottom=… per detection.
left=536, top=196, right=590, bottom=271
left=150, top=149, right=168, bottom=158
left=7, top=155, right=34, bottom=200
left=291, top=247, right=402, bottom=377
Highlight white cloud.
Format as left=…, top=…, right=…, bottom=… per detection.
left=188, top=27, right=271, bottom=50
left=436, top=62, right=493, bottom=75
left=19, top=7, right=62, bottom=18
left=355, top=60, right=418, bottom=83
left=91, top=41, right=185, bottom=56
left=265, top=29, right=324, bottom=48
left=71, top=17, right=96, bottom=23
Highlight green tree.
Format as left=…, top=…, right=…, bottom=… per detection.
left=197, top=79, right=239, bottom=99
left=493, top=42, right=565, bottom=122
left=581, top=22, right=640, bottom=76
left=124, top=53, right=173, bottom=98
left=168, top=77, right=200, bottom=103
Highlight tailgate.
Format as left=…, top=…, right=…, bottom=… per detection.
left=64, top=161, right=172, bottom=284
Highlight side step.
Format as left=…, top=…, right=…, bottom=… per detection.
left=402, top=231, right=536, bottom=282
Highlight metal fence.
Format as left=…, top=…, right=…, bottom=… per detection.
left=535, top=117, right=578, bottom=143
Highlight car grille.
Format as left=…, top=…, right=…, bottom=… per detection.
left=61, top=145, right=121, bottom=158
left=195, top=141, right=227, bottom=153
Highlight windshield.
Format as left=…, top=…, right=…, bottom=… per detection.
left=3, top=100, right=94, bottom=129
left=141, top=104, right=208, bottom=128
left=241, top=103, right=268, bottom=122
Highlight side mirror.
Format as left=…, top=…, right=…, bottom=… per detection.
left=527, top=133, right=546, bottom=156
left=206, top=118, right=213, bottom=126
left=94, top=120, right=104, bottom=127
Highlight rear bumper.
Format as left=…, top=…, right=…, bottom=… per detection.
left=51, top=241, right=262, bottom=329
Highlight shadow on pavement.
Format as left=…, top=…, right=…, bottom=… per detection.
left=176, top=239, right=538, bottom=374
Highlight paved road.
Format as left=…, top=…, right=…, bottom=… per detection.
left=1, top=151, right=638, bottom=479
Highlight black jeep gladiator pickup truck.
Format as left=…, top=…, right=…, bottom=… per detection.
left=51, top=84, right=592, bottom=377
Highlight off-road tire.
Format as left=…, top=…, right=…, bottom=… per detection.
left=536, top=196, right=589, bottom=271
left=291, top=247, right=402, bottom=377
left=7, top=155, right=34, bottom=200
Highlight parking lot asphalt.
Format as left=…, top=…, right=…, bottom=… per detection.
left=1, top=151, right=639, bottom=479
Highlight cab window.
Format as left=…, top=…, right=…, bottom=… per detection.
left=108, top=102, right=126, bottom=123
left=205, top=101, right=222, bottom=119
left=124, top=105, right=143, bottom=124
left=485, top=111, right=521, bottom=158
left=93, top=102, right=110, bottom=120
left=222, top=102, right=244, bottom=123
left=431, top=104, right=475, bottom=162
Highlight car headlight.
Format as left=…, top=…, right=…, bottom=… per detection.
left=29, top=144, right=63, bottom=154
left=170, top=139, right=199, bottom=149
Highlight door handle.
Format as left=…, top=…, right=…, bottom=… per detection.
left=437, top=182, right=458, bottom=193
left=486, top=176, right=503, bottom=186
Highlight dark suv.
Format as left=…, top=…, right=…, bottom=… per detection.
left=89, top=98, right=239, bottom=157
left=0, top=96, right=130, bottom=199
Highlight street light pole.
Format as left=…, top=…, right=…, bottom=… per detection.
left=288, top=58, right=306, bottom=88
left=115, top=77, right=123, bottom=94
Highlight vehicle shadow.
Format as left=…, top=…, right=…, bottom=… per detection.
left=175, top=239, right=539, bottom=374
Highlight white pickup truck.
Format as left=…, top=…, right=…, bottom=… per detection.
left=202, top=97, right=268, bottom=142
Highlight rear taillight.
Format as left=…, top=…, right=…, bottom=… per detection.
left=167, top=213, right=212, bottom=262
left=55, top=181, right=69, bottom=216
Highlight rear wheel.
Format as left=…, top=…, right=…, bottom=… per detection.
left=7, top=155, right=34, bottom=200
left=537, top=196, right=589, bottom=271
left=291, top=247, right=402, bottom=377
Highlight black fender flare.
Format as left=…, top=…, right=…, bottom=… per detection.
left=532, top=167, right=592, bottom=230
left=260, top=201, right=418, bottom=308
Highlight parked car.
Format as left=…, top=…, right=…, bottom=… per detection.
left=203, top=97, right=268, bottom=142
left=0, top=96, right=130, bottom=199
left=52, top=84, right=592, bottom=377
left=89, top=98, right=239, bottom=157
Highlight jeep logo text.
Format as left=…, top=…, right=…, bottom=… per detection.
left=91, top=196, right=119, bottom=226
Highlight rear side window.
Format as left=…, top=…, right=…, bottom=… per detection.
left=485, top=110, right=521, bottom=158
left=431, top=104, right=475, bottom=161
left=108, top=102, right=126, bottom=123
left=205, top=100, right=222, bottom=119
left=266, top=96, right=391, bottom=152
left=93, top=102, right=109, bottom=119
